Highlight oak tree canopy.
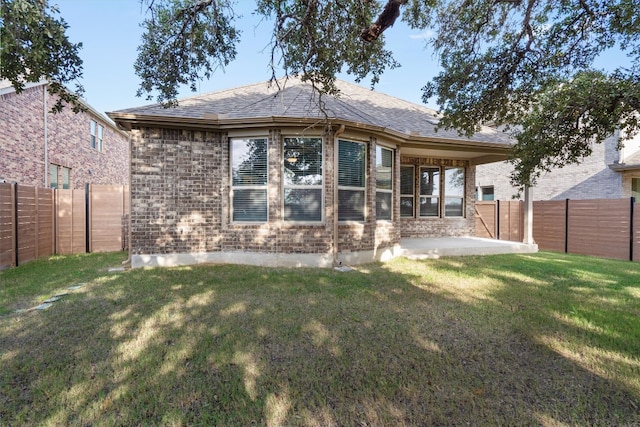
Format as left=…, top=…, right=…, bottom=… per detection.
left=2, top=0, right=639, bottom=187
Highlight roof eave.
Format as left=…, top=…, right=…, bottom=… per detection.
left=609, top=162, right=640, bottom=171
left=107, top=113, right=512, bottom=157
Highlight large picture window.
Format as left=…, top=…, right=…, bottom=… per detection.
left=231, top=138, right=268, bottom=222
left=376, top=146, right=393, bottom=220
left=283, top=137, right=323, bottom=221
left=400, top=165, right=414, bottom=217
left=419, top=167, right=440, bottom=217
left=445, top=167, right=465, bottom=217
left=338, top=140, right=366, bottom=221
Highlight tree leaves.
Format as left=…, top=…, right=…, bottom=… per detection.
left=135, top=0, right=241, bottom=106
left=414, top=0, right=640, bottom=186
left=1, top=0, right=84, bottom=112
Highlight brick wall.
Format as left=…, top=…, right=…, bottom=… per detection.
left=476, top=134, right=622, bottom=201
left=399, top=157, right=476, bottom=238
left=130, top=126, right=413, bottom=258
left=1, top=85, right=46, bottom=186
left=0, top=84, right=129, bottom=188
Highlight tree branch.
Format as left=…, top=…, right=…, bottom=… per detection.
left=360, top=0, right=408, bottom=42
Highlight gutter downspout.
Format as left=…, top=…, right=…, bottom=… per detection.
left=43, top=84, right=48, bottom=187
left=333, top=124, right=345, bottom=266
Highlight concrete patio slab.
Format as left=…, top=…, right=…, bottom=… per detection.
left=401, top=237, right=538, bottom=259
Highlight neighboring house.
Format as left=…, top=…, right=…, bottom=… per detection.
left=0, top=81, right=129, bottom=189
left=476, top=130, right=640, bottom=201
left=108, top=78, right=513, bottom=268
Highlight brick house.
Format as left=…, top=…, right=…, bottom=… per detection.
left=109, top=78, right=512, bottom=268
left=476, top=130, right=640, bottom=201
left=0, top=81, right=129, bottom=189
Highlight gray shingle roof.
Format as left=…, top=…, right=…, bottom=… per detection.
left=112, top=78, right=512, bottom=145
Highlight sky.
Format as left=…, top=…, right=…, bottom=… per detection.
left=54, top=0, right=441, bottom=116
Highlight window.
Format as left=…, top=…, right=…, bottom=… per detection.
left=419, top=167, right=440, bottom=217
left=61, top=167, right=71, bottom=189
left=231, top=138, right=268, bottom=222
left=376, top=146, right=393, bottom=220
left=632, top=178, right=640, bottom=201
left=283, top=137, right=323, bottom=221
left=49, top=164, right=58, bottom=189
left=97, top=124, right=104, bottom=152
left=445, top=167, right=465, bottom=217
left=400, top=165, right=415, bottom=217
left=90, top=120, right=104, bottom=151
left=480, top=185, right=494, bottom=201
left=338, top=140, right=366, bottom=221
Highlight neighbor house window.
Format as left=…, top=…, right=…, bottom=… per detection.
left=50, top=164, right=58, bottom=189
left=61, top=167, right=71, bottom=189
left=419, top=166, right=440, bottom=217
left=445, top=167, right=465, bottom=217
left=90, top=120, right=104, bottom=152
left=400, top=165, right=415, bottom=217
left=231, top=138, right=268, bottom=222
left=283, top=137, right=323, bottom=221
left=338, top=139, right=366, bottom=221
left=632, top=178, right=640, bottom=201
left=376, top=146, right=393, bottom=220
left=480, top=185, right=494, bottom=201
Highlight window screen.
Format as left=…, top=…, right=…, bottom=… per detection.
left=419, top=167, right=440, bottom=217
left=338, top=140, right=366, bottom=221
left=284, top=137, right=323, bottom=221
left=231, top=138, right=268, bottom=222
left=376, top=146, right=393, bottom=220
left=400, top=165, right=414, bottom=217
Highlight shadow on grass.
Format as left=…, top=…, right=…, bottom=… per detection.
left=1, top=253, right=639, bottom=426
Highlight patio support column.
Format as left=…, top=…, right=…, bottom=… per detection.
left=523, top=185, right=534, bottom=244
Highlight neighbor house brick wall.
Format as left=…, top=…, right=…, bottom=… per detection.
left=1, top=85, right=46, bottom=186
left=476, top=134, right=622, bottom=201
left=399, top=157, right=476, bottom=238
left=0, top=83, right=129, bottom=188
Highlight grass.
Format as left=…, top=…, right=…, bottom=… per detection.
left=1, top=251, right=639, bottom=426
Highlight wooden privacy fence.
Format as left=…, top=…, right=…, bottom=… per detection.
left=0, top=183, right=129, bottom=270
left=475, top=201, right=524, bottom=242
left=476, top=198, right=639, bottom=262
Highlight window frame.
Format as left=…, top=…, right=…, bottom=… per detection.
left=419, top=166, right=441, bottom=217
left=375, top=145, right=394, bottom=221
left=338, top=139, right=367, bottom=222
left=282, top=136, right=324, bottom=223
left=230, top=137, right=269, bottom=223
left=400, top=165, right=415, bottom=218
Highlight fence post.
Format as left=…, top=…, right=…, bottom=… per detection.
left=85, top=183, right=90, bottom=253
left=564, top=199, right=570, bottom=254
left=630, top=197, right=635, bottom=262
left=496, top=200, right=501, bottom=240
left=13, top=183, right=19, bottom=267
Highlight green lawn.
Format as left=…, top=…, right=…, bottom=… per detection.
left=1, top=251, right=639, bottom=426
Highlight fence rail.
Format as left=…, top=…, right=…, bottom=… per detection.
left=0, top=183, right=128, bottom=270
left=477, top=198, right=639, bottom=261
